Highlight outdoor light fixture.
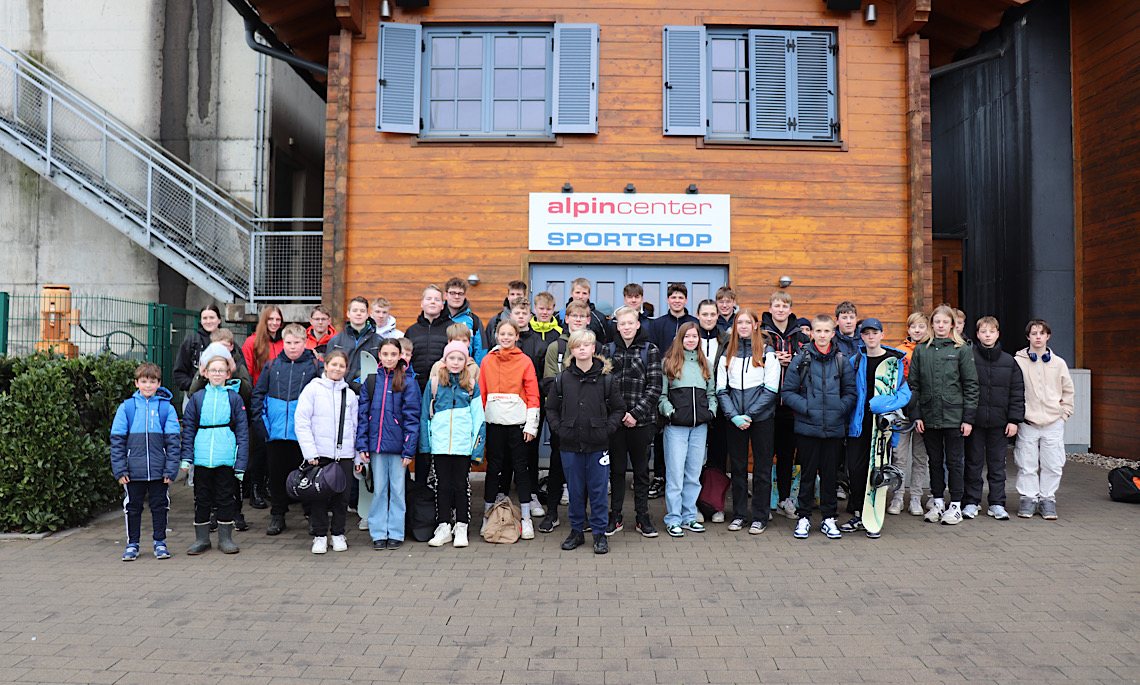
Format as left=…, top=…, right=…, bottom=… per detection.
left=624, top=184, right=636, bottom=193
left=686, top=184, right=699, bottom=194
left=779, top=276, right=793, bottom=288
left=380, top=0, right=392, bottom=20
left=562, top=182, right=574, bottom=193
left=864, top=4, right=878, bottom=23
left=467, top=274, right=480, bottom=286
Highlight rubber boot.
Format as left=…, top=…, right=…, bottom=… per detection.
left=217, top=522, right=240, bottom=554
left=187, top=522, right=212, bottom=555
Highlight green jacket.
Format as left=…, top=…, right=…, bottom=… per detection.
left=907, top=337, right=979, bottom=429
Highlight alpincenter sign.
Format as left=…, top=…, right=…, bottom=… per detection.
left=529, top=193, right=731, bottom=252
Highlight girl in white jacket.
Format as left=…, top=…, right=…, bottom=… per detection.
left=294, top=350, right=359, bottom=554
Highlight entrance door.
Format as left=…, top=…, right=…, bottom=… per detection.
left=529, top=264, right=729, bottom=315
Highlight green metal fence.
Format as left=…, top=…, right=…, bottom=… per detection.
left=0, top=292, right=253, bottom=404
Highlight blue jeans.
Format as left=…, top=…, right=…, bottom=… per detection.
left=368, top=453, right=407, bottom=542
left=663, top=424, right=707, bottom=527
left=561, top=450, right=610, bottom=533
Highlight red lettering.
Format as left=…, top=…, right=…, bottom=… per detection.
left=548, top=201, right=564, bottom=214
left=634, top=202, right=649, bottom=214
left=682, top=203, right=696, bottom=215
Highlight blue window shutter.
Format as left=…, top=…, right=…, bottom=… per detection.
left=552, top=23, right=599, bottom=134
left=748, top=29, right=791, bottom=140
left=791, top=31, right=837, bottom=141
left=662, top=25, right=706, bottom=136
left=376, top=22, right=422, bottom=134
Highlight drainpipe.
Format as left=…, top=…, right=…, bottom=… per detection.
left=226, top=0, right=328, bottom=98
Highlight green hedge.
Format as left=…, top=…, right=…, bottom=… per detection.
left=0, top=353, right=138, bottom=533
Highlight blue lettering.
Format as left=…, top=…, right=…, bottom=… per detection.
left=585, top=233, right=602, bottom=246
left=548, top=232, right=564, bottom=246
left=638, top=234, right=655, bottom=247
left=623, top=232, right=636, bottom=246
left=657, top=233, right=675, bottom=247
left=696, top=234, right=712, bottom=247
left=604, top=233, right=620, bottom=246
left=676, top=233, right=694, bottom=247
left=566, top=232, right=583, bottom=245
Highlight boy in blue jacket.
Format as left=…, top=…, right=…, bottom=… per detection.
left=109, top=363, right=181, bottom=561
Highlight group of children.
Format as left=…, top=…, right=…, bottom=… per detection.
left=111, top=278, right=1075, bottom=560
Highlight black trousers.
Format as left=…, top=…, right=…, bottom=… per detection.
left=266, top=440, right=304, bottom=516
left=706, top=414, right=729, bottom=472
left=498, top=410, right=543, bottom=499
left=653, top=430, right=666, bottom=479
left=194, top=465, right=237, bottom=524
left=484, top=424, right=532, bottom=504
left=795, top=436, right=842, bottom=520
left=728, top=417, right=774, bottom=524
left=609, top=424, right=654, bottom=516
left=123, top=480, right=169, bottom=544
left=773, top=411, right=798, bottom=501
left=308, top=458, right=354, bottom=536
left=434, top=455, right=471, bottom=525
left=965, top=426, right=1009, bottom=507
left=845, top=431, right=873, bottom=515
left=923, top=427, right=965, bottom=501
left=247, top=426, right=267, bottom=491
left=546, top=430, right=566, bottom=513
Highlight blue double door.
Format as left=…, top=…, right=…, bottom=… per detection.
left=529, top=263, right=729, bottom=316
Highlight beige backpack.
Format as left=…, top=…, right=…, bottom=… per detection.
left=481, top=498, right=522, bottom=544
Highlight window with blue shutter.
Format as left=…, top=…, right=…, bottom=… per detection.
left=376, top=22, right=422, bottom=134
left=662, top=26, right=706, bottom=136
left=552, top=23, right=599, bottom=134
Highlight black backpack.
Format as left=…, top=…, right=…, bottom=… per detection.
left=1108, top=466, right=1140, bottom=503
left=404, top=473, right=437, bottom=541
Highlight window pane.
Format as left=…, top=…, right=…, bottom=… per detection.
left=522, top=37, right=546, bottom=66
left=521, top=68, right=545, bottom=98
left=494, top=69, right=519, bottom=98
left=457, top=100, right=481, bottom=130
left=710, top=39, right=736, bottom=69
left=520, top=100, right=545, bottom=130
left=430, top=100, right=455, bottom=129
left=737, top=103, right=747, bottom=130
left=457, top=69, right=482, bottom=98
left=711, top=71, right=735, bottom=100
left=737, top=71, right=747, bottom=100
left=710, top=102, right=737, bottom=133
left=430, top=69, right=455, bottom=98
left=495, top=36, right=518, bottom=66
left=493, top=100, right=518, bottom=129
left=431, top=37, right=456, bottom=66
left=737, top=39, right=746, bottom=68
left=458, top=36, right=483, bottom=66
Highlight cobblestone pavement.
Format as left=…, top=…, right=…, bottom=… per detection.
left=1, top=459, right=1137, bottom=684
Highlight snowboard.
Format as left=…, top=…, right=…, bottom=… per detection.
left=355, top=350, right=379, bottom=525
left=862, top=355, right=899, bottom=535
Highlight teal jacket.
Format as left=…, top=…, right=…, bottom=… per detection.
left=418, top=374, right=486, bottom=463
left=182, top=381, right=249, bottom=471
left=659, top=350, right=718, bottom=425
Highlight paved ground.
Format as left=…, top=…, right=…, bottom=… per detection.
left=1, top=458, right=1138, bottom=684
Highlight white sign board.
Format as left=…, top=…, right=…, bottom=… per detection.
left=529, top=193, right=730, bottom=252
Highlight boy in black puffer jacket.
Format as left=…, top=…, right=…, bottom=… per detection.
left=781, top=315, right=857, bottom=540
left=965, top=317, right=1025, bottom=521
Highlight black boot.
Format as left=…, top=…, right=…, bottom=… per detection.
left=233, top=511, right=249, bottom=532
left=250, top=483, right=268, bottom=509
left=561, top=529, right=585, bottom=550
left=593, top=532, right=609, bottom=555
left=187, top=522, right=212, bottom=555
left=266, top=514, right=286, bottom=536
left=217, top=522, right=240, bottom=554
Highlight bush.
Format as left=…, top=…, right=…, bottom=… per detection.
left=0, top=353, right=138, bottom=533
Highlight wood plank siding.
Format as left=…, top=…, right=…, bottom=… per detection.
left=1072, top=0, right=1140, bottom=458
left=333, top=0, right=916, bottom=334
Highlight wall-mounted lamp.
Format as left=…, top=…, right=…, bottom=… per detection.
left=562, top=182, right=574, bottom=193
left=778, top=276, right=793, bottom=288
left=467, top=274, right=480, bottom=286
left=624, top=184, right=636, bottom=193
left=864, top=3, right=878, bottom=24
left=380, top=0, right=392, bottom=20
left=685, top=184, right=699, bottom=194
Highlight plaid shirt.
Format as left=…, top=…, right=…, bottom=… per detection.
left=609, top=329, right=663, bottom=427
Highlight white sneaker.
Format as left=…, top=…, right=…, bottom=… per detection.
left=330, top=535, right=348, bottom=552
left=529, top=496, right=545, bottom=518
left=836, top=486, right=847, bottom=501
left=987, top=504, right=1010, bottom=520
left=821, top=518, right=842, bottom=539
left=358, top=517, right=369, bottom=531
left=695, top=511, right=705, bottom=523
left=711, top=511, right=725, bottom=523
left=453, top=522, right=469, bottom=547
left=428, top=522, right=453, bottom=547
left=961, top=503, right=980, bottom=519
left=908, top=496, right=924, bottom=516
left=924, top=499, right=945, bottom=523
left=311, top=536, right=328, bottom=554
left=793, top=517, right=810, bottom=539
left=778, top=498, right=798, bottom=520
left=560, top=485, right=570, bottom=506
left=520, top=518, right=535, bottom=540
left=887, top=495, right=904, bottom=515
left=941, top=503, right=963, bottom=525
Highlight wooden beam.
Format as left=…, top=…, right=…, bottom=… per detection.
left=323, top=29, right=353, bottom=316
left=906, top=34, right=933, bottom=313
left=335, top=0, right=365, bottom=34
left=897, top=0, right=932, bottom=38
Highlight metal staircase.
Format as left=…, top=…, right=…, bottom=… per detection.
left=0, top=44, right=321, bottom=304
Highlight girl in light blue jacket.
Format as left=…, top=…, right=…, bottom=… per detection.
left=421, top=341, right=485, bottom=548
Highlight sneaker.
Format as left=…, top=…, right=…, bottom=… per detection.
left=748, top=521, right=767, bottom=535
left=666, top=523, right=684, bottom=537
left=122, top=544, right=139, bottom=562
left=153, top=541, right=170, bottom=560
left=711, top=511, right=726, bottom=523
left=636, top=514, right=658, bottom=538
left=908, top=496, right=924, bottom=516
left=494, top=492, right=507, bottom=504
left=560, top=485, right=570, bottom=506
left=682, top=520, right=705, bottom=533
left=887, top=495, right=904, bottom=515
left=561, top=530, right=585, bottom=550
left=331, top=535, right=348, bottom=552
left=961, top=504, right=980, bottom=519
left=538, top=514, right=559, bottom=533
left=386, top=539, right=402, bottom=550
left=312, top=536, right=328, bottom=554
left=520, top=519, right=535, bottom=540
left=358, top=517, right=369, bottom=531
left=233, top=512, right=249, bottom=532
left=1039, top=499, right=1058, bottom=520
left=821, top=518, right=842, bottom=539
left=529, top=495, right=545, bottom=518
left=924, top=500, right=945, bottom=523
left=648, top=477, right=665, bottom=499
left=1017, top=496, right=1037, bottom=518
left=866, top=530, right=882, bottom=539
left=372, top=539, right=387, bottom=550
left=428, top=523, right=453, bottom=547
left=346, top=505, right=357, bottom=514
left=695, top=511, right=704, bottom=523
left=727, top=518, right=745, bottom=532
left=836, top=486, right=848, bottom=501
left=940, top=503, right=963, bottom=525
left=987, top=504, right=1010, bottom=520
left=606, top=512, right=623, bottom=536
left=839, top=516, right=864, bottom=533
left=778, top=498, right=798, bottom=520
left=793, top=517, right=810, bottom=539
left=593, top=532, right=609, bottom=555
left=453, top=522, right=469, bottom=547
